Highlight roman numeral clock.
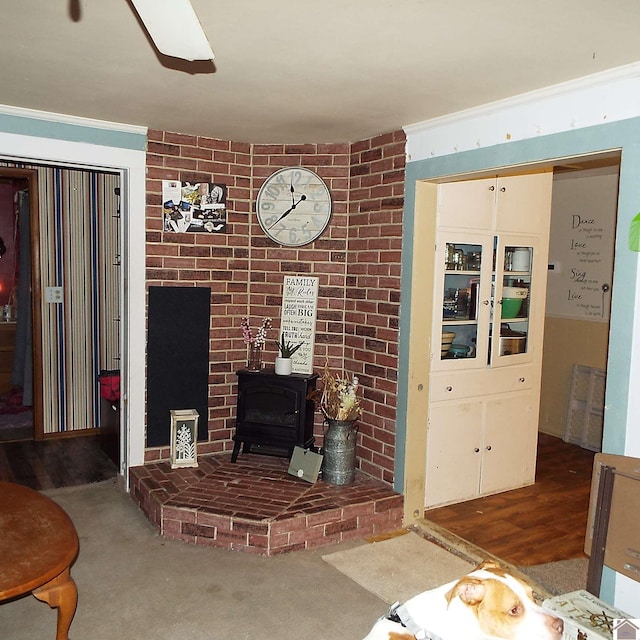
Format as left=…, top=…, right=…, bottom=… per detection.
left=256, top=167, right=332, bottom=246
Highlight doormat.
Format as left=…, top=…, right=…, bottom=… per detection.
left=322, top=531, right=474, bottom=604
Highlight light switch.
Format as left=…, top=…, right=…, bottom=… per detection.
left=45, top=286, right=64, bottom=303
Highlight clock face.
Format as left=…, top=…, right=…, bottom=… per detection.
left=256, top=167, right=331, bottom=247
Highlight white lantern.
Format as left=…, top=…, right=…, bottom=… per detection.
left=170, top=409, right=199, bottom=469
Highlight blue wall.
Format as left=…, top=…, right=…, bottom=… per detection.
left=0, top=111, right=146, bottom=151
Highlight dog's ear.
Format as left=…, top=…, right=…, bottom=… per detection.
left=475, top=559, right=508, bottom=577
left=446, top=577, right=486, bottom=606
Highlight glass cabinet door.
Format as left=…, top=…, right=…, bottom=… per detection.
left=433, top=233, right=541, bottom=370
left=490, top=237, right=536, bottom=366
left=433, top=233, right=492, bottom=370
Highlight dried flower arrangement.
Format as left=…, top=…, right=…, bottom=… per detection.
left=240, top=316, right=272, bottom=346
left=318, top=362, right=362, bottom=422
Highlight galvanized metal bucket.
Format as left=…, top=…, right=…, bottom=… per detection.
left=322, top=419, right=358, bottom=485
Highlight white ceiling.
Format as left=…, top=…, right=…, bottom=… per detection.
left=2, top=1, right=640, bottom=144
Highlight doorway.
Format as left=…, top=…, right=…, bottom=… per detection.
left=540, top=155, right=620, bottom=447
left=0, top=164, right=121, bottom=447
left=0, top=169, right=39, bottom=442
left=420, top=153, right=620, bottom=565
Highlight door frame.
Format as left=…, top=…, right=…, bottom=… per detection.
left=399, top=119, right=640, bottom=532
left=0, top=120, right=148, bottom=480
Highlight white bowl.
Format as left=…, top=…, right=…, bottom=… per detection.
left=502, top=286, right=528, bottom=299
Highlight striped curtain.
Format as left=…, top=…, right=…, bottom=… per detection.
left=36, top=167, right=120, bottom=434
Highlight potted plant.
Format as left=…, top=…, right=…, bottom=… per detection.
left=317, top=362, right=362, bottom=485
left=274, top=332, right=304, bottom=375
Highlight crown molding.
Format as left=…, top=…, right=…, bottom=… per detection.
left=404, top=61, right=640, bottom=161
left=0, top=104, right=147, bottom=136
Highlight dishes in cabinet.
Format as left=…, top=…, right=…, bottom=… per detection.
left=449, top=343, right=471, bottom=358
left=443, top=287, right=471, bottom=319
left=501, top=286, right=528, bottom=319
left=504, top=246, right=532, bottom=272
left=445, top=244, right=482, bottom=271
left=441, top=331, right=456, bottom=356
left=511, top=247, right=531, bottom=271
left=502, top=286, right=528, bottom=299
left=498, top=324, right=527, bottom=355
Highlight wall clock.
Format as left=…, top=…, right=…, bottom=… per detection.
left=256, top=167, right=332, bottom=247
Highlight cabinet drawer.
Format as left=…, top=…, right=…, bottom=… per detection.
left=429, top=366, right=534, bottom=402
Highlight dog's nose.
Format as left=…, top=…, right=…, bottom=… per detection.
left=552, top=617, right=564, bottom=635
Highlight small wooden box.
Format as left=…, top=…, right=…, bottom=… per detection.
left=543, top=590, right=631, bottom=640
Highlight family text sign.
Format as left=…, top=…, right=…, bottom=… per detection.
left=280, top=276, right=319, bottom=375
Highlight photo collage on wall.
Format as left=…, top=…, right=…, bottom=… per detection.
left=162, top=180, right=227, bottom=233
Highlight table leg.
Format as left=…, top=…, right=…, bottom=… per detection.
left=32, top=567, right=78, bottom=640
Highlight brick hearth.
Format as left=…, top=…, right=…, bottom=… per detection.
left=129, top=453, right=404, bottom=556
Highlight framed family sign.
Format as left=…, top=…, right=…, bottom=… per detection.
left=279, top=276, right=319, bottom=375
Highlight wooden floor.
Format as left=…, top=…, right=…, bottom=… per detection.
left=0, top=435, right=117, bottom=490
left=425, top=432, right=596, bottom=566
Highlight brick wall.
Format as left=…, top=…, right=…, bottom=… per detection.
left=346, top=132, right=406, bottom=484
left=144, top=129, right=406, bottom=485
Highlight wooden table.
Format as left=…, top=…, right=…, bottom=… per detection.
left=0, top=482, right=79, bottom=640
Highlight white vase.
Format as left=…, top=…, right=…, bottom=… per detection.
left=274, top=356, right=293, bottom=375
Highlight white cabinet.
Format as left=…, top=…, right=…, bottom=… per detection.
left=425, top=385, right=538, bottom=508
left=437, top=174, right=552, bottom=234
left=425, top=172, right=552, bottom=508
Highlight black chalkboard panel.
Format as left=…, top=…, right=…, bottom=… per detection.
left=146, top=286, right=210, bottom=447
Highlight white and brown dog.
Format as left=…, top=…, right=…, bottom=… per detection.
left=363, top=561, right=564, bottom=640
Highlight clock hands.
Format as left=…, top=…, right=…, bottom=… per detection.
left=268, top=194, right=306, bottom=229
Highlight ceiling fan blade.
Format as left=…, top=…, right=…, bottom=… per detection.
left=130, top=0, right=214, bottom=62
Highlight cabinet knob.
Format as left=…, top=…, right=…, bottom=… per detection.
left=482, top=300, right=490, bottom=306
left=486, top=445, right=492, bottom=451
left=489, top=185, right=495, bottom=192
left=519, top=377, right=525, bottom=383
left=446, top=386, right=453, bottom=392
left=500, top=187, right=506, bottom=193
left=474, top=447, right=480, bottom=453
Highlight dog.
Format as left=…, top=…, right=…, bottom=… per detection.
left=363, top=560, right=564, bottom=640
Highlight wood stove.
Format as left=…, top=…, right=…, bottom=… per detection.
left=232, top=369, right=318, bottom=462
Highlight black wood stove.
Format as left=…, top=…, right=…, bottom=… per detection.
left=232, top=369, right=318, bottom=462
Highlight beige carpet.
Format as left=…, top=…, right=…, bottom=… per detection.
left=322, top=531, right=475, bottom=604
left=0, top=480, right=388, bottom=640
left=519, top=557, right=589, bottom=596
